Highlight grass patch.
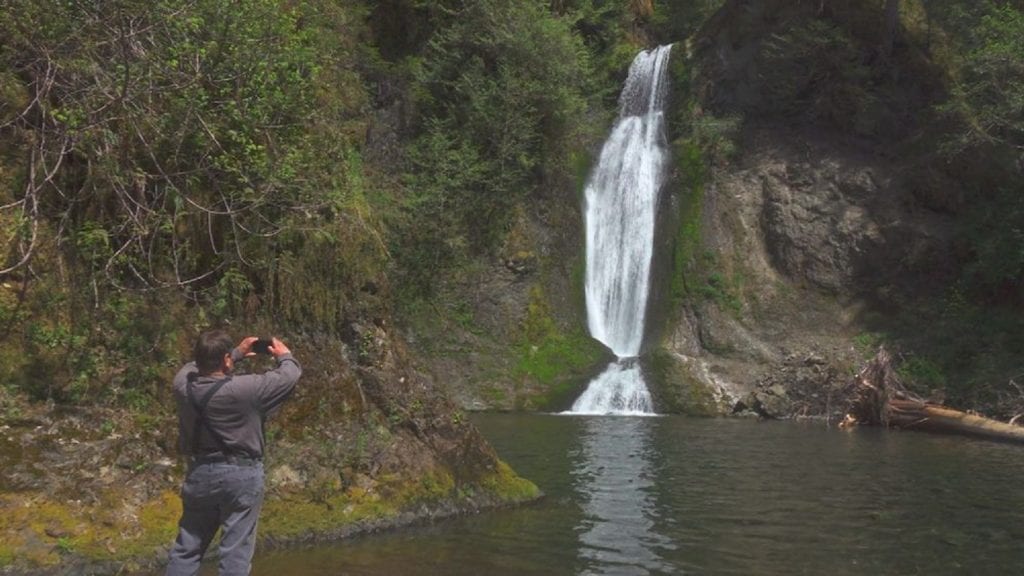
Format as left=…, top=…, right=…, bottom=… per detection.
left=515, top=331, right=601, bottom=387
left=696, top=268, right=743, bottom=314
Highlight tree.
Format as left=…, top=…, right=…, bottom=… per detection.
left=882, top=0, right=901, bottom=58
left=0, top=1, right=375, bottom=298
left=392, top=0, right=592, bottom=294
left=0, top=0, right=383, bottom=402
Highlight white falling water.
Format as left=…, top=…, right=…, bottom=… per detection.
left=570, top=360, right=654, bottom=416
left=568, top=45, right=672, bottom=416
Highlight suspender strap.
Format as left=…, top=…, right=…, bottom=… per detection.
left=186, top=373, right=234, bottom=456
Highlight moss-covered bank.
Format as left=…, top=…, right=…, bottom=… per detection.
left=0, top=462, right=536, bottom=573
left=0, top=327, right=540, bottom=574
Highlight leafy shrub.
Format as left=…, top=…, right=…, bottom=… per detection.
left=649, top=0, right=724, bottom=44
left=943, top=4, right=1024, bottom=155
left=938, top=4, right=1024, bottom=302
left=959, top=186, right=1024, bottom=301
left=392, top=0, right=592, bottom=294
left=757, top=19, right=873, bottom=132
left=0, top=0, right=384, bottom=403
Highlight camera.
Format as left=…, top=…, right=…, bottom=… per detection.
left=252, top=338, right=273, bottom=355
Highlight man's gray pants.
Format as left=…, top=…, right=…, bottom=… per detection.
left=165, top=461, right=265, bottom=576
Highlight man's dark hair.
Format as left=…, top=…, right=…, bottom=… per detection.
left=194, top=330, right=234, bottom=373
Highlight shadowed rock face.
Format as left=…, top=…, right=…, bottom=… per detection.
left=634, top=0, right=966, bottom=418
left=648, top=121, right=957, bottom=418
left=751, top=130, right=953, bottom=295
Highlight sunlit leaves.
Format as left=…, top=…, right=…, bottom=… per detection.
left=948, top=4, right=1024, bottom=151
left=394, top=0, right=592, bottom=294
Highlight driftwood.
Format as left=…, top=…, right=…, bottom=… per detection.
left=843, top=348, right=1024, bottom=444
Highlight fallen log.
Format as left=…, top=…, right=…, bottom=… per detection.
left=843, top=348, right=1024, bottom=444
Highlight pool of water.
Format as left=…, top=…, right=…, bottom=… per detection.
left=219, top=414, right=1024, bottom=575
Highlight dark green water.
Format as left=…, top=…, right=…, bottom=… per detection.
left=240, top=414, right=1024, bottom=575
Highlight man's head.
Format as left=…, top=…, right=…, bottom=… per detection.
left=194, top=329, right=234, bottom=374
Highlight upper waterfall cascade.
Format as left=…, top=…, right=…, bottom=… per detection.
left=569, top=45, right=672, bottom=416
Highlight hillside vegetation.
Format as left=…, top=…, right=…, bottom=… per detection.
left=0, top=0, right=707, bottom=571
left=1, top=0, right=1024, bottom=569
left=0, top=0, right=700, bottom=410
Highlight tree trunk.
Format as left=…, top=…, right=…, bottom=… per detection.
left=844, top=348, right=1024, bottom=444
left=887, top=399, right=1024, bottom=443
left=881, top=0, right=900, bottom=58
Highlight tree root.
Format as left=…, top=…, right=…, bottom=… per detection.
left=843, top=348, right=1024, bottom=444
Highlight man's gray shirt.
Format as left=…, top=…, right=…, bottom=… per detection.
left=172, top=349, right=301, bottom=458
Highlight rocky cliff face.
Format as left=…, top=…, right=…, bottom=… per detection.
left=646, top=0, right=958, bottom=418
left=650, top=123, right=955, bottom=418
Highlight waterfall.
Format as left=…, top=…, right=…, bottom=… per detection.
left=568, top=45, right=672, bottom=416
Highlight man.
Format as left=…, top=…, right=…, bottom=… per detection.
left=165, top=330, right=301, bottom=576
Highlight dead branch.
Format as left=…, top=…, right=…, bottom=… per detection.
left=844, top=348, right=1024, bottom=444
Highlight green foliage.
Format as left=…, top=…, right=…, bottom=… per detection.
left=862, top=280, right=1024, bottom=417
left=55, top=537, right=74, bottom=555
left=515, top=286, right=603, bottom=390
left=666, top=55, right=744, bottom=314
left=212, top=267, right=255, bottom=320
left=5, top=283, right=182, bottom=405
left=942, top=4, right=1024, bottom=155
left=665, top=54, right=745, bottom=316
left=368, top=0, right=460, bottom=60
left=392, top=0, right=592, bottom=295
left=392, top=124, right=486, bottom=296
left=554, top=0, right=640, bottom=102
left=932, top=3, right=1024, bottom=302
left=897, top=354, right=947, bottom=396
left=853, top=331, right=886, bottom=356
left=669, top=140, right=706, bottom=307
left=690, top=113, right=742, bottom=168
left=0, top=1, right=392, bottom=403
left=696, top=268, right=742, bottom=313
left=757, top=19, right=874, bottom=133
left=824, top=1, right=1024, bottom=416
left=0, top=0, right=384, bottom=315
left=959, top=187, right=1024, bottom=299
left=649, top=0, right=724, bottom=44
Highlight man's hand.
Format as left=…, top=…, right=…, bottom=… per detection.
left=238, top=336, right=260, bottom=358
left=268, top=337, right=291, bottom=358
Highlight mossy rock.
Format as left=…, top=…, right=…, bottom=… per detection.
left=643, top=348, right=728, bottom=416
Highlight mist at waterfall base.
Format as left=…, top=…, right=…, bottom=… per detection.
left=567, top=45, right=672, bottom=416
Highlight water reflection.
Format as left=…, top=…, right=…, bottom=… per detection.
left=174, top=416, right=1024, bottom=576
left=574, top=417, right=673, bottom=575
